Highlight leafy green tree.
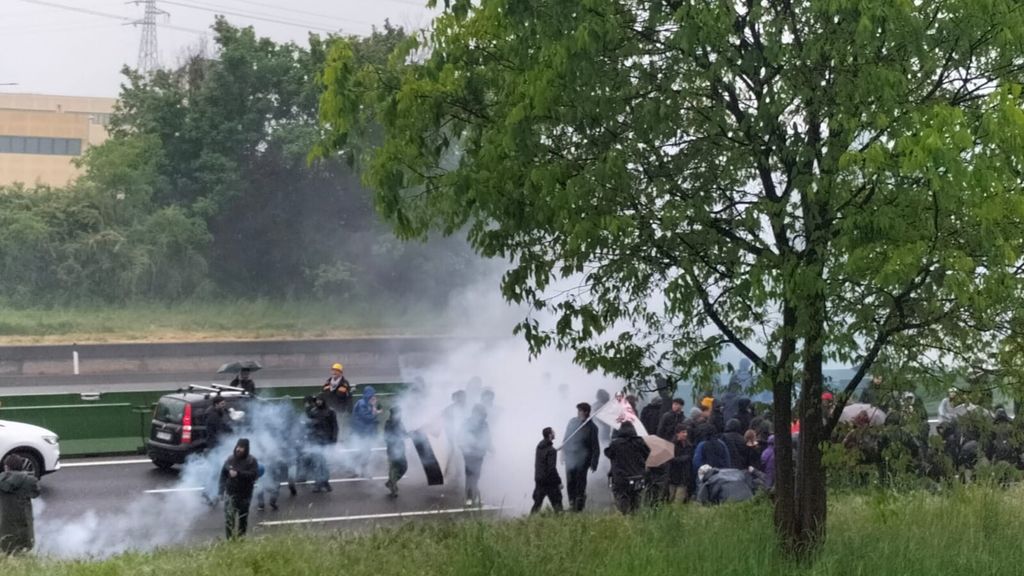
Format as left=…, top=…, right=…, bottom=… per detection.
left=319, top=0, right=1024, bottom=555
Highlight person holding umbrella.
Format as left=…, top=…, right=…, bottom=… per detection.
left=218, top=361, right=262, bottom=396
left=231, top=368, right=257, bottom=396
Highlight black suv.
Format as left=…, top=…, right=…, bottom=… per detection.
left=145, top=385, right=252, bottom=469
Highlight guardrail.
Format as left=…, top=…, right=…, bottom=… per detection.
left=0, top=383, right=405, bottom=457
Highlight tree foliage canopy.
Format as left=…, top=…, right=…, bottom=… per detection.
left=0, top=20, right=475, bottom=306
left=319, top=0, right=1024, bottom=553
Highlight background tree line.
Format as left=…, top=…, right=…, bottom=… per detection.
left=0, top=19, right=476, bottom=307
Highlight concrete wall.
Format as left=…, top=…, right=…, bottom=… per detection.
left=0, top=337, right=471, bottom=378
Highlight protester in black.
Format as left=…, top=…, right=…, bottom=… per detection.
left=531, top=427, right=563, bottom=514
left=384, top=406, right=408, bottom=497
left=219, top=438, right=259, bottom=539
left=604, top=422, right=651, bottom=514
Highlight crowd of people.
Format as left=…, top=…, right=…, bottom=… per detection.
left=529, top=368, right=1024, bottom=516
left=205, top=363, right=497, bottom=539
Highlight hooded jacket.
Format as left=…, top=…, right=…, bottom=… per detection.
left=352, top=386, right=380, bottom=436
left=220, top=439, right=260, bottom=500
left=307, top=400, right=339, bottom=445
left=603, top=422, right=651, bottom=487
left=640, top=399, right=664, bottom=435
left=0, top=468, right=39, bottom=554
left=721, top=419, right=747, bottom=469
left=696, top=467, right=755, bottom=505
left=534, top=438, right=561, bottom=486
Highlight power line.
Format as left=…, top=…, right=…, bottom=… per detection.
left=211, top=0, right=373, bottom=26
left=159, top=0, right=352, bottom=32
left=13, top=0, right=205, bottom=34
left=15, top=0, right=130, bottom=22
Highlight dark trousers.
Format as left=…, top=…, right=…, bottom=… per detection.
left=225, top=496, right=251, bottom=539
left=464, top=454, right=485, bottom=503
left=387, top=458, right=408, bottom=495
left=566, top=466, right=589, bottom=511
left=613, top=489, right=641, bottom=515
left=530, top=482, right=563, bottom=514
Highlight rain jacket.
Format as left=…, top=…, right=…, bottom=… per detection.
left=761, top=436, right=776, bottom=488
left=696, top=468, right=756, bottom=505
left=307, top=403, right=339, bottom=445
left=693, top=436, right=732, bottom=474
left=0, top=470, right=39, bottom=554
left=352, top=386, right=380, bottom=436
left=721, top=419, right=747, bottom=469
left=604, top=423, right=651, bottom=488
left=219, top=440, right=260, bottom=501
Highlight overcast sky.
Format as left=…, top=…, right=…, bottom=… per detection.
left=0, top=0, right=438, bottom=97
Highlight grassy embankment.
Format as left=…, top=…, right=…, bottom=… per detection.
left=0, top=300, right=443, bottom=344
left=3, top=486, right=1022, bottom=575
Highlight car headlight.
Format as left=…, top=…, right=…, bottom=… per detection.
left=42, top=435, right=59, bottom=445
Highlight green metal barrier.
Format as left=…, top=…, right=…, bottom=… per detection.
left=0, top=383, right=407, bottom=457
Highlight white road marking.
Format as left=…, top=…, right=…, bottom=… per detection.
left=62, top=459, right=152, bottom=468
left=62, top=448, right=385, bottom=469
left=258, top=506, right=501, bottom=526
left=143, top=476, right=389, bottom=494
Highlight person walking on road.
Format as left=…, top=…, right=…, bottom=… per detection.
left=531, top=427, right=563, bottom=514
left=461, top=404, right=491, bottom=506
left=219, top=438, right=259, bottom=539
left=202, top=397, right=234, bottom=505
left=0, top=454, right=40, bottom=555
left=604, top=421, right=650, bottom=515
left=352, top=386, right=382, bottom=478
left=384, top=406, right=408, bottom=497
left=306, top=395, right=338, bottom=492
left=563, top=402, right=600, bottom=512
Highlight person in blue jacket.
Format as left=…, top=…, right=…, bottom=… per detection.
left=351, top=386, right=382, bottom=477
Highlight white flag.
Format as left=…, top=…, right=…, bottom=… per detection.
left=594, top=397, right=648, bottom=436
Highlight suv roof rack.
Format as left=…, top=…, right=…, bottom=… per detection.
left=210, top=383, right=248, bottom=394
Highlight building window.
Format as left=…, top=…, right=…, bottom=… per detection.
left=89, top=113, right=112, bottom=127
left=0, top=135, right=83, bottom=156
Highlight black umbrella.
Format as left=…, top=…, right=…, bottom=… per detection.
left=217, top=360, right=263, bottom=374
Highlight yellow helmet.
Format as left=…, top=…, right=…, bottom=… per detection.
left=331, top=363, right=343, bottom=372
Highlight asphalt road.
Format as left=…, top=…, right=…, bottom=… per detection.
left=34, top=445, right=616, bottom=558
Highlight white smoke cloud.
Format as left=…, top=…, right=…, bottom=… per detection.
left=31, top=268, right=631, bottom=558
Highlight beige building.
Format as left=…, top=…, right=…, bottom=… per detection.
left=0, top=93, right=117, bottom=187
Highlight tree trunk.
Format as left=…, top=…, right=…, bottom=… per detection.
left=771, top=304, right=799, bottom=551
left=773, top=293, right=829, bottom=559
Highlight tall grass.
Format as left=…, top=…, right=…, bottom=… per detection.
left=3, top=486, right=1023, bottom=575
left=0, top=299, right=442, bottom=343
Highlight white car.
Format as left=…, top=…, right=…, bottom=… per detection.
left=0, top=419, right=61, bottom=478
